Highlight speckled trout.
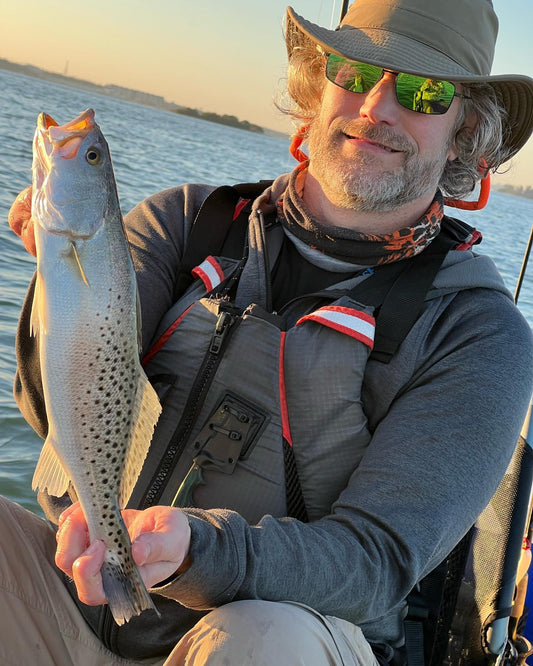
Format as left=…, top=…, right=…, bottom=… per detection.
left=30, top=109, right=161, bottom=625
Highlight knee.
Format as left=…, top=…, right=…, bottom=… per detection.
left=172, top=601, right=292, bottom=665
left=167, top=600, right=353, bottom=665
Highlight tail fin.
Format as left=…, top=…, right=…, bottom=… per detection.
left=101, top=550, right=160, bottom=626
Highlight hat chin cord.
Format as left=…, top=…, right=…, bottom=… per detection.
left=444, top=159, right=491, bottom=211
left=289, top=125, right=310, bottom=163
left=290, top=126, right=491, bottom=211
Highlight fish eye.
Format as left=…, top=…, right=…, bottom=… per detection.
left=86, top=147, right=101, bottom=165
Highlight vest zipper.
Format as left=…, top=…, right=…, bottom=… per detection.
left=141, top=305, right=240, bottom=508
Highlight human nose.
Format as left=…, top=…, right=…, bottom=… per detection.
left=358, top=71, right=400, bottom=124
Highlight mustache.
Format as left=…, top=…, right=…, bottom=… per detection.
left=334, top=120, right=415, bottom=155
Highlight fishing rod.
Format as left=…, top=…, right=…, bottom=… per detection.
left=515, top=223, right=533, bottom=304
left=340, top=0, right=350, bottom=22
left=503, top=222, right=533, bottom=659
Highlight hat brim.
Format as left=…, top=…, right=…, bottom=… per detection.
left=286, top=6, right=533, bottom=161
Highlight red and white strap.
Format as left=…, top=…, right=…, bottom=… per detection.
left=296, top=306, right=375, bottom=349
left=191, top=256, right=225, bottom=292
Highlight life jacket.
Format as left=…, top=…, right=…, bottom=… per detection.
left=127, top=182, right=470, bottom=522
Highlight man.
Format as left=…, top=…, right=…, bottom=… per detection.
left=5, top=0, right=533, bottom=664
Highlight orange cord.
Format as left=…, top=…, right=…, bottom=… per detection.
left=444, top=159, right=490, bottom=210
left=289, top=125, right=309, bottom=163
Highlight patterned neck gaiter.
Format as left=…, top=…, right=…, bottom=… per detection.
left=277, top=166, right=444, bottom=266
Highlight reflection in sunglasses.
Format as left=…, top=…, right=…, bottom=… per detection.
left=326, top=54, right=461, bottom=115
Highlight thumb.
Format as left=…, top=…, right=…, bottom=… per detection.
left=132, top=528, right=185, bottom=567
left=131, top=530, right=190, bottom=588
left=132, top=533, right=155, bottom=566
left=8, top=186, right=36, bottom=256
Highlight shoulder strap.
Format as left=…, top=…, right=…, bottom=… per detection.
left=348, top=232, right=455, bottom=363
left=173, top=180, right=273, bottom=300
left=373, top=232, right=454, bottom=362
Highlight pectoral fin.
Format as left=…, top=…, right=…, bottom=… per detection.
left=30, top=271, right=46, bottom=336
left=69, top=241, right=90, bottom=286
left=32, top=437, right=71, bottom=497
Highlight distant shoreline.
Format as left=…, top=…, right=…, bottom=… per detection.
left=492, top=183, right=533, bottom=200
left=0, top=57, right=289, bottom=139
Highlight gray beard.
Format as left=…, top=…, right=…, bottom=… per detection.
left=308, top=119, right=450, bottom=212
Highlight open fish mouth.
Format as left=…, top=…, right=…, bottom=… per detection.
left=37, top=108, right=95, bottom=135
left=37, top=109, right=96, bottom=160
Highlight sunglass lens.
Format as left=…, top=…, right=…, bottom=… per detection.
left=396, top=74, right=456, bottom=114
left=325, top=55, right=457, bottom=115
left=326, top=55, right=381, bottom=93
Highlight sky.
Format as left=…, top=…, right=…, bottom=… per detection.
left=1, top=0, right=532, bottom=187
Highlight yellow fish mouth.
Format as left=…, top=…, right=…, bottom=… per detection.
left=37, top=108, right=96, bottom=159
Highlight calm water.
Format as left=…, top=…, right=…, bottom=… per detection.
left=0, top=68, right=532, bottom=514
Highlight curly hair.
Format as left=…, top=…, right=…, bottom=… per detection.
left=280, top=44, right=511, bottom=199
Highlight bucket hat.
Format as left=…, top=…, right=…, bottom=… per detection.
left=286, top=0, right=533, bottom=161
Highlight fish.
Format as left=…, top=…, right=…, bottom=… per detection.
left=29, top=108, right=162, bottom=625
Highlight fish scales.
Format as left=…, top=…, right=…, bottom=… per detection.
left=29, top=109, right=162, bottom=625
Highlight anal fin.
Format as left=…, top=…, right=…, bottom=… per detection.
left=32, top=436, right=71, bottom=497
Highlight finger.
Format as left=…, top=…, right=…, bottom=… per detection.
left=58, top=501, right=82, bottom=527
left=129, top=508, right=191, bottom=587
left=126, top=506, right=183, bottom=543
left=8, top=186, right=36, bottom=256
left=55, top=508, right=90, bottom=577
left=71, top=540, right=107, bottom=606
left=120, top=508, right=147, bottom=534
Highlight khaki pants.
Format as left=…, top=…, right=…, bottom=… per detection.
left=0, top=496, right=379, bottom=665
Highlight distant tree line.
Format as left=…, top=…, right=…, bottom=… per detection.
left=494, top=184, right=533, bottom=200
left=173, top=107, right=264, bottom=134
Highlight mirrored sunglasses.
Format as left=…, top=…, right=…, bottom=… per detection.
left=325, top=53, right=470, bottom=115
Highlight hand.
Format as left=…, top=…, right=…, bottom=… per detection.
left=8, top=186, right=36, bottom=256
left=55, top=503, right=192, bottom=607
